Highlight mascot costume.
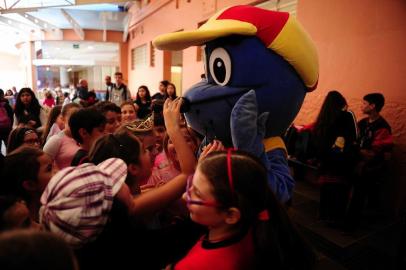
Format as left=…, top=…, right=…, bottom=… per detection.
left=153, top=5, right=318, bottom=203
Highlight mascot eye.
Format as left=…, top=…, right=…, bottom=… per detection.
left=209, top=47, right=231, bottom=86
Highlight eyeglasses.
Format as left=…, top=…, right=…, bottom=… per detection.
left=185, top=175, right=220, bottom=207
left=23, top=138, right=40, bottom=145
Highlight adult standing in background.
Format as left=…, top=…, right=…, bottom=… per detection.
left=74, top=79, right=89, bottom=103
left=106, top=72, right=131, bottom=106
left=104, top=75, right=114, bottom=101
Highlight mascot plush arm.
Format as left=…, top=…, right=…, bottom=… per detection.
left=231, top=90, right=293, bottom=203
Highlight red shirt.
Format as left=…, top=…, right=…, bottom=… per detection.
left=175, top=230, right=255, bottom=270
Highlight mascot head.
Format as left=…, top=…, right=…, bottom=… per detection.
left=154, top=5, right=318, bottom=147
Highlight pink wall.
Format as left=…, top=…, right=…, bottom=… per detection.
left=127, top=0, right=260, bottom=95
left=296, top=0, right=406, bottom=211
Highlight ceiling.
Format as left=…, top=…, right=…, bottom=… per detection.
left=0, top=1, right=133, bottom=54
left=33, top=40, right=119, bottom=66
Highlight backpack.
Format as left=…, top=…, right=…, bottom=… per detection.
left=0, top=102, right=11, bottom=129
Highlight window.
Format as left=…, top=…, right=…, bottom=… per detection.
left=131, top=48, right=135, bottom=70
left=132, top=44, right=147, bottom=70
left=150, top=41, right=155, bottom=67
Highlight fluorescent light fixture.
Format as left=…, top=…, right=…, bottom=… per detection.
left=171, top=66, right=182, bottom=73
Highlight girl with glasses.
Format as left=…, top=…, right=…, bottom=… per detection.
left=174, top=149, right=315, bottom=270
left=7, top=127, right=40, bottom=154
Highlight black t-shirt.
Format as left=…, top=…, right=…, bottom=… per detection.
left=135, top=99, right=152, bottom=119
left=151, top=92, right=166, bottom=101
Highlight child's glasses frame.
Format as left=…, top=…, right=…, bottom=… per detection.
left=185, top=175, right=221, bottom=208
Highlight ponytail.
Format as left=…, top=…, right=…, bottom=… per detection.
left=252, top=191, right=315, bottom=269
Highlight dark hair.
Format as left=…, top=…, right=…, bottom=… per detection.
left=0, top=89, right=4, bottom=98
left=94, top=101, right=121, bottom=115
left=313, top=91, right=347, bottom=148
left=1, top=146, right=44, bottom=203
left=136, top=85, right=151, bottom=102
left=160, top=80, right=169, bottom=87
left=88, top=91, right=96, bottom=98
left=89, top=130, right=141, bottom=167
left=14, top=88, right=41, bottom=126
left=45, top=92, right=53, bottom=99
left=64, top=92, right=69, bottom=98
left=42, top=105, right=62, bottom=144
left=0, top=195, right=22, bottom=231
left=153, top=111, right=165, bottom=126
left=363, top=93, right=385, bottom=112
left=0, top=230, right=77, bottom=270
left=166, top=83, right=177, bottom=99
left=7, top=127, right=39, bottom=154
left=114, top=72, right=123, bottom=77
left=199, top=151, right=315, bottom=270
left=69, top=108, right=106, bottom=144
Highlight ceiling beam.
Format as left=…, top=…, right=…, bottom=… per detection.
left=19, top=12, right=60, bottom=32
left=61, top=8, right=84, bottom=40
left=123, top=12, right=131, bottom=42
left=100, top=11, right=107, bottom=42
left=9, top=0, right=21, bottom=9
left=0, top=14, right=40, bottom=33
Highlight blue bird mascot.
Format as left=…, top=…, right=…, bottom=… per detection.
left=153, top=5, right=319, bottom=203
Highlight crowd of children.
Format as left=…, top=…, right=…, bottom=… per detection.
left=0, top=80, right=393, bottom=269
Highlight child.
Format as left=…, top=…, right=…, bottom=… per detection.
left=153, top=111, right=167, bottom=153
left=150, top=126, right=199, bottom=186
left=42, top=105, right=63, bottom=144
left=1, top=146, right=54, bottom=222
left=42, top=91, right=55, bottom=109
left=7, top=127, right=41, bottom=153
left=62, top=92, right=71, bottom=106
left=166, top=83, right=177, bottom=100
left=173, top=149, right=315, bottom=270
left=69, top=108, right=106, bottom=166
left=119, top=115, right=161, bottom=187
left=41, top=98, right=200, bottom=270
left=0, top=230, right=77, bottom=270
left=134, top=85, right=152, bottom=119
left=120, top=101, right=138, bottom=123
left=0, top=195, right=40, bottom=231
left=94, top=101, right=121, bottom=134
left=43, top=103, right=81, bottom=169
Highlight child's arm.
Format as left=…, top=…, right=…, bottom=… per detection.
left=164, top=97, right=196, bottom=175
left=126, top=98, right=196, bottom=215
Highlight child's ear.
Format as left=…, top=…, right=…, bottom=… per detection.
left=78, top=128, right=89, bottom=140
left=225, top=207, right=241, bottom=225
left=22, top=180, right=37, bottom=192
